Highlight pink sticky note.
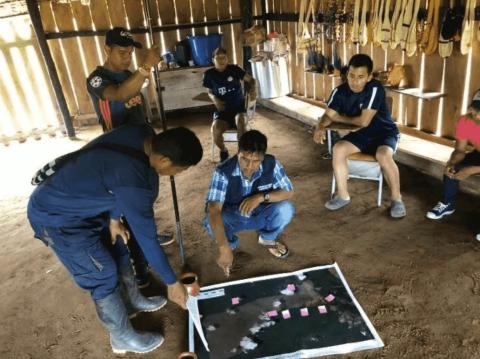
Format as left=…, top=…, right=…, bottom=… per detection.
left=231, top=297, right=240, bottom=305
left=318, top=305, right=327, bottom=314
left=282, top=309, right=291, bottom=319
left=300, top=308, right=309, bottom=317
left=267, top=310, right=278, bottom=317
left=325, top=294, right=335, bottom=303
left=287, top=284, right=296, bottom=292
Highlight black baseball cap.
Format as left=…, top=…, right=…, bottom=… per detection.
left=470, top=89, right=480, bottom=110
left=105, top=27, right=142, bottom=48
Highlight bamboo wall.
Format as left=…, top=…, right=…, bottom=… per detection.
left=0, top=14, right=59, bottom=143
left=266, top=0, right=480, bottom=143
left=37, top=0, right=245, bottom=118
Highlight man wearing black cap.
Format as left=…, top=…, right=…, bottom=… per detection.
left=87, top=27, right=160, bottom=132
left=86, top=27, right=172, bottom=288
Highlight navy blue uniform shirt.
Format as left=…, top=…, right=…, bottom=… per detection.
left=327, top=79, right=398, bottom=136
left=87, top=66, right=147, bottom=131
left=28, top=124, right=177, bottom=285
left=203, top=64, right=246, bottom=112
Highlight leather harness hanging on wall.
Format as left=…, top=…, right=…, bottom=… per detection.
left=359, top=0, right=369, bottom=45
left=380, top=0, right=392, bottom=50
left=390, top=0, right=404, bottom=49
left=439, top=0, right=455, bottom=58
left=400, top=0, right=415, bottom=50
left=297, top=0, right=316, bottom=53
left=420, top=0, right=440, bottom=55
left=373, top=0, right=384, bottom=46
left=352, top=0, right=361, bottom=44
left=405, top=0, right=421, bottom=56
left=460, top=0, right=475, bottom=54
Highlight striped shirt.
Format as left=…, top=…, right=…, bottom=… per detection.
left=206, top=159, right=293, bottom=203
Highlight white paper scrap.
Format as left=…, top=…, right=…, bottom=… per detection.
left=187, top=295, right=210, bottom=351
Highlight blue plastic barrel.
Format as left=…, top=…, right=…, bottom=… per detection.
left=187, top=33, right=223, bottom=66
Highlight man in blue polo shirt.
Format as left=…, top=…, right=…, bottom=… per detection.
left=313, top=54, right=406, bottom=218
left=203, top=47, right=257, bottom=162
left=204, top=130, right=295, bottom=277
left=86, top=27, right=162, bottom=131
left=28, top=124, right=203, bottom=354
left=87, top=27, right=172, bottom=287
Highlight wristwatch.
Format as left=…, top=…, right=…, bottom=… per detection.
left=263, top=192, right=270, bottom=203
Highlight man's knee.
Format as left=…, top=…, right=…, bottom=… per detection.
left=212, top=121, right=230, bottom=141
left=235, top=113, right=247, bottom=126
left=375, top=146, right=394, bottom=164
left=273, top=201, right=295, bottom=224
left=332, top=141, right=354, bottom=159
left=72, top=258, right=118, bottom=300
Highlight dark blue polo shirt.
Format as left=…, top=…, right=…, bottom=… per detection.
left=87, top=66, right=147, bottom=132
left=203, top=64, right=246, bottom=112
left=327, top=79, right=398, bottom=136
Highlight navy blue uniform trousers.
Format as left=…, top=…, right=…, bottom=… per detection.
left=30, top=216, right=130, bottom=300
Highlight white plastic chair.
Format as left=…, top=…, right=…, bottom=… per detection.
left=327, top=130, right=384, bottom=207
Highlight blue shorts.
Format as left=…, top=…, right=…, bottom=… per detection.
left=341, top=130, right=400, bottom=155
left=214, top=109, right=245, bottom=128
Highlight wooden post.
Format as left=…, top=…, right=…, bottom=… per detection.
left=26, top=0, right=75, bottom=138
left=261, top=0, right=267, bottom=28
left=241, top=0, right=253, bottom=74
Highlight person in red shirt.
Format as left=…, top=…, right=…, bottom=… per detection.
left=426, top=90, right=480, bottom=241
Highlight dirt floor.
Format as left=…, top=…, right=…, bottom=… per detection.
left=1, top=107, right=480, bottom=359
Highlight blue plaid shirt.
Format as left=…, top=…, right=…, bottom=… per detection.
left=206, top=159, right=293, bottom=203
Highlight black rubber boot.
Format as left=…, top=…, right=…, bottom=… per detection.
left=94, top=287, right=164, bottom=354
left=119, top=265, right=167, bottom=318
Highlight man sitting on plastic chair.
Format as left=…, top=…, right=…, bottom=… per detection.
left=313, top=54, right=406, bottom=219
left=203, top=47, right=257, bottom=162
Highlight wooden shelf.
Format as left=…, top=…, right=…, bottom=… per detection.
left=385, top=86, right=446, bottom=100
left=305, top=70, right=341, bottom=78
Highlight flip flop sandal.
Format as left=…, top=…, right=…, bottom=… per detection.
left=260, top=241, right=290, bottom=259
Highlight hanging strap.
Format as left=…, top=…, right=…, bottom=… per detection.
left=31, top=143, right=149, bottom=186
left=298, top=0, right=306, bottom=38
left=359, top=0, right=369, bottom=45
left=423, top=0, right=440, bottom=55
left=460, top=0, right=475, bottom=54
left=420, top=0, right=435, bottom=49
left=380, top=0, right=392, bottom=50
left=405, top=0, right=421, bottom=56
left=438, top=0, right=454, bottom=58
left=400, top=0, right=415, bottom=49
left=352, top=0, right=361, bottom=44
left=392, top=0, right=406, bottom=47
left=389, top=0, right=403, bottom=48
left=373, top=0, right=384, bottom=45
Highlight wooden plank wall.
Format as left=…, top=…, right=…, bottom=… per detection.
left=36, top=0, right=243, bottom=117
left=267, top=0, right=480, bottom=142
left=0, top=15, right=59, bottom=142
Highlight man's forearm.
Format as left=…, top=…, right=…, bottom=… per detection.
left=447, top=150, right=466, bottom=166
left=266, top=189, right=294, bottom=202
left=468, top=166, right=480, bottom=175
left=316, top=114, right=333, bottom=129
left=208, top=208, right=230, bottom=247
left=330, top=113, right=365, bottom=127
left=107, top=70, right=147, bottom=102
